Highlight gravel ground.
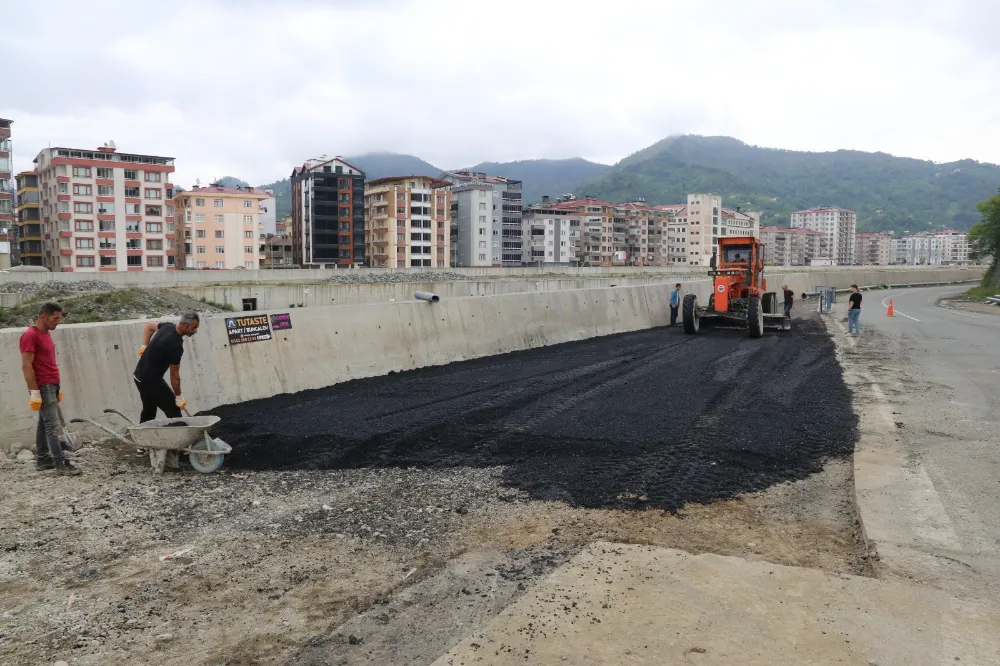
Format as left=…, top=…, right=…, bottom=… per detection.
left=0, top=312, right=865, bottom=666
left=0, top=280, right=118, bottom=294
left=324, top=271, right=472, bottom=284
left=0, top=288, right=229, bottom=328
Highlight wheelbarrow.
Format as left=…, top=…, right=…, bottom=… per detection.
left=71, top=409, right=232, bottom=475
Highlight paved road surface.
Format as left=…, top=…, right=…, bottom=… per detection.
left=838, top=285, right=1000, bottom=600
left=214, top=317, right=855, bottom=513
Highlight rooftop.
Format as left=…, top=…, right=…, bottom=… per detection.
left=181, top=184, right=271, bottom=198
left=444, top=170, right=520, bottom=186
left=292, top=156, right=365, bottom=177
left=792, top=207, right=855, bottom=215
left=366, top=175, right=452, bottom=189
left=760, top=226, right=824, bottom=234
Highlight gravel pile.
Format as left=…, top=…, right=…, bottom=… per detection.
left=325, top=270, right=471, bottom=284
left=0, top=288, right=229, bottom=327
left=0, top=280, right=118, bottom=294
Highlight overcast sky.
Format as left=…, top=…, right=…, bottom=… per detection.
left=6, top=0, right=999, bottom=187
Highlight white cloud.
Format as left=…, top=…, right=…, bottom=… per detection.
left=5, top=0, right=998, bottom=187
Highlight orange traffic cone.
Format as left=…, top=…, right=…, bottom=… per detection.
left=886, top=299, right=895, bottom=317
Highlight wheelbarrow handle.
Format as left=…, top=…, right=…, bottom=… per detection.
left=102, top=408, right=135, bottom=425
left=69, top=417, right=132, bottom=445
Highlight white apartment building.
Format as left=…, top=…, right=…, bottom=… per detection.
left=520, top=199, right=579, bottom=266
left=440, top=171, right=522, bottom=266
left=663, top=195, right=761, bottom=267
left=790, top=207, right=856, bottom=265
left=854, top=232, right=892, bottom=265
left=448, top=181, right=499, bottom=267
left=759, top=226, right=828, bottom=266
left=890, top=230, right=971, bottom=265
left=34, top=145, right=176, bottom=272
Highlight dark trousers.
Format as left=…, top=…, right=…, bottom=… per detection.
left=784, top=303, right=792, bottom=317
left=670, top=306, right=679, bottom=326
left=36, top=384, right=64, bottom=462
left=134, top=378, right=181, bottom=423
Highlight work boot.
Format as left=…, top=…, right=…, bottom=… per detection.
left=55, top=459, right=82, bottom=476
left=35, top=456, right=55, bottom=471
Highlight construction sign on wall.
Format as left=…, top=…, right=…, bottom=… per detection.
left=225, top=315, right=273, bottom=345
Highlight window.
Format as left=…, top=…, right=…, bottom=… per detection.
left=98, top=185, right=114, bottom=197
left=479, top=253, right=486, bottom=260
left=124, top=169, right=138, bottom=181
left=97, top=202, right=116, bottom=215
left=185, top=211, right=192, bottom=222
left=144, top=172, right=161, bottom=183
left=244, top=230, right=253, bottom=239
left=124, top=187, right=140, bottom=198
left=76, top=238, right=94, bottom=249
left=244, top=246, right=253, bottom=254
left=145, top=205, right=162, bottom=216
left=244, top=200, right=253, bottom=208
left=127, top=256, right=142, bottom=267
left=126, top=238, right=142, bottom=249
left=213, top=199, right=223, bottom=207
left=96, top=167, right=113, bottom=179
left=74, top=202, right=93, bottom=214
left=100, top=256, right=116, bottom=267
left=243, top=215, right=253, bottom=224
left=75, top=220, right=94, bottom=232
left=73, top=184, right=92, bottom=196
left=146, top=239, right=163, bottom=250
left=195, top=214, right=205, bottom=222
left=196, top=230, right=206, bottom=238
left=215, top=230, right=224, bottom=238
left=216, top=261, right=225, bottom=269
left=59, top=201, right=70, bottom=213
left=195, top=198, right=205, bottom=207
left=76, top=256, right=95, bottom=267
left=479, top=202, right=487, bottom=210
left=99, top=220, right=115, bottom=232
left=215, top=246, right=225, bottom=253
left=73, top=167, right=91, bottom=177
left=58, top=182, right=69, bottom=194
left=244, top=261, right=254, bottom=269
left=197, top=261, right=207, bottom=268
left=100, top=238, right=116, bottom=250
left=196, top=246, right=206, bottom=254
left=215, top=214, right=224, bottom=223
left=479, top=228, right=485, bottom=235
left=147, top=256, right=163, bottom=267
left=144, top=188, right=162, bottom=200
left=125, top=203, right=140, bottom=215
left=146, top=222, right=162, bottom=233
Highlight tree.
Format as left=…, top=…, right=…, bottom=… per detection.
left=969, top=189, right=1000, bottom=286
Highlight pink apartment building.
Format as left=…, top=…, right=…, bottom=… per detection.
left=34, top=144, right=176, bottom=272
left=174, top=184, right=270, bottom=270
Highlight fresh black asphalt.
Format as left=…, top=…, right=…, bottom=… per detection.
left=212, top=317, right=856, bottom=511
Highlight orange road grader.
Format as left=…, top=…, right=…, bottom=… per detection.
left=682, top=236, right=791, bottom=338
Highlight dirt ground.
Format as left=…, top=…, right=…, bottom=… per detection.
left=0, top=314, right=868, bottom=666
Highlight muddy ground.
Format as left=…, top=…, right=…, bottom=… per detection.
left=0, top=314, right=867, bottom=666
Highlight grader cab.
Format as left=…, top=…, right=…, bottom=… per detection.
left=682, top=236, right=790, bottom=338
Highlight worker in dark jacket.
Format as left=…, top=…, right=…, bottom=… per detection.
left=133, top=312, right=200, bottom=423
left=782, top=285, right=794, bottom=317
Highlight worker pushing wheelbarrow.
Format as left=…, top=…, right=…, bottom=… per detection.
left=71, top=409, right=231, bottom=475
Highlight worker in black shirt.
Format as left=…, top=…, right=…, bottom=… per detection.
left=847, top=285, right=862, bottom=335
left=133, top=312, right=200, bottom=422
left=782, top=284, right=794, bottom=318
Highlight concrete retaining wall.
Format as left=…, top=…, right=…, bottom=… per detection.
left=0, top=267, right=981, bottom=451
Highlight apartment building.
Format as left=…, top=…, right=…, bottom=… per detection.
left=33, top=145, right=176, bottom=272
left=890, top=231, right=972, bottom=265
left=662, top=195, right=761, bottom=267
left=790, top=207, right=856, bottom=265
left=722, top=207, right=760, bottom=238
left=0, top=119, right=12, bottom=233
left=290, top=157, right=365, bottom=267
left=520, top=195, right=581, bottom=265
left=174, top=184, right=270, bottom=270
left=15, top=170, right=42, bottom=266
left=0, top=232, right=11, bottom=270
left=364, top=176, right=451, bottom=269
left=441, top=171, right=522, bottom=266
left=260, top=233, right=294, bottom=268
left=854, top=232, right=892, bottom=265
left=759, top=226, right=828, bottom=266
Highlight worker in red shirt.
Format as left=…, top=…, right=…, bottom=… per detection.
left=19, top=301, right=81, bottom=475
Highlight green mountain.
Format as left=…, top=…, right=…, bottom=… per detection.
left=581, top=135, right=1000, bottom=233
left=459, top=158, right=612, bottom=204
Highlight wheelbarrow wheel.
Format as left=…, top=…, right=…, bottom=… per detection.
left=189, top=436, right=226, bottom=474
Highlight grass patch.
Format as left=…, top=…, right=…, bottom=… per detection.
left=965, top=284, right=999, bottom=301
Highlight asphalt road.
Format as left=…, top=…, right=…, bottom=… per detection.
left=846, top=285, right=1000, bottom=598
left=212, top=316, right=856, bottom=513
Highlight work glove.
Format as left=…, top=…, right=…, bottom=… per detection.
left=58, top=391, right=63, bottom=403
left=29, top=390, right=42, bottom=412
left=175, top=395, right=187, bottom=411
left=138, top=345, right=147, bottom=358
